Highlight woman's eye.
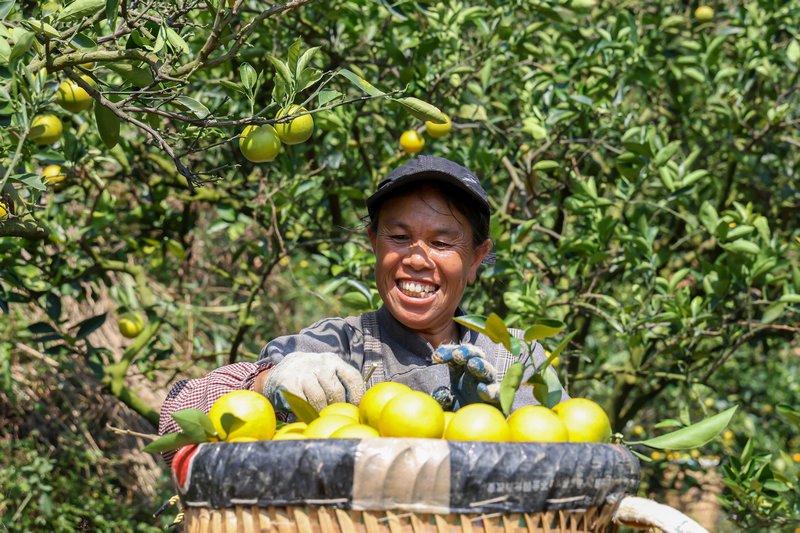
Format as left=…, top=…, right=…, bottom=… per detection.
left=431, top=241, right=451, bottom=249
left=389, top=235, right=409, bottom=242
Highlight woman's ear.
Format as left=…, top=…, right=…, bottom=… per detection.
left=467, top=239, right=493, bottom=283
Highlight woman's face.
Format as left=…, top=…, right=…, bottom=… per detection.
left=368, top=184, right=491, bottom=339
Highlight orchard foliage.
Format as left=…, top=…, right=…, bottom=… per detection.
left=1, top=0, right=799, bottom=529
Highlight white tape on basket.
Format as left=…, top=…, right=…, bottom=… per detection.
left=351, top=438, right=451, bottom=514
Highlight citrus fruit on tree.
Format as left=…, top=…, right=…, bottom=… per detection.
left=507, top=406, right=569, bottom=442
left=358, top=381, right=412, bottom=428
left=30, top=114, right=63, bottom=145
left=378, top=390, right=445, bottom=438
left=444, top=404, right=510, bottom=442
left=239, top=124, right=281, bottom=163
left=304, top=414, right=356, bottom=438
left=42, top=164, right=65, bottom=185
left=56, top=75, right=95, bottom=113
left=208, top=390, right=276, bottom=442
left=330, top=424, right=380, bottom=439
left=399, top=129, right=424, bottom=154
left=425, top=115, right=451, bottom=138
left=319, top=402, right=360, bottom=420
left=552, top=398, right=611, bottom=443
left=117, top=312, right=145, bottom=338
left=0, top=203, right=9, bottom=222
left=694, top=5, right=714, bottom=21
left=274, top=105, right=314, bottom=145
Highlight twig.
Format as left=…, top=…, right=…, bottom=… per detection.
left=106, top=423, right=159, bottom=441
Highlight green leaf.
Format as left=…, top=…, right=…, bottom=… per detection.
left=166, top=27, right=189, bottom=55
left=523, top=318, right=565, bottom=341
left=533, top=160, right=559, bottom=171
left=171, top=408, right=217, bottom=442
left=295, top=46, right=320, bottom=78
left=632, top=406, right=738, bottom=450
left=57, top=0, right=105, bottom=23
left=22, top=19, right=60, bottom=38
left=107, top=62, right=153, bottom=87
left=318, top=89, right=342, bottom=106
left=279, top=389, right=319, bottom=424
left=722, top=239, right=760, bottom=255
left=75, top=312, right=107, bottom=340
left=268, top=54, right=293, bottom=88
left=394, top=97, right=446, bottom=123
left=9, top=29, right=33, bottom=64
left=776, top=404, right=800, bottom=428
left=526, top=366, right=563, bottom=408
left=105, top=0, right=119, bottom=27
left=174, top=97, right=210, bottom=119
left=339, top=68, right=384, bottom=96
left=699, top=201, right=719, bottom=234
left=454, top=314, right=487, bottom=335
left=499, top=362, right=524, bottom=416
left=544, top=331, right=576, bottom=365
left=653, top=141, right=681, bottom=166
left=484, top=312, right=510, bottom=346
left=142, top=431, right=196, bottom=454
left=95, top=101, right=120, bottom=149
left=239, top=63, right=256, bottom=91
left=0, top=0, right=14, bottom=20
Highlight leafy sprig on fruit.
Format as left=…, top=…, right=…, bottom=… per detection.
left=455, top=312, right=738, bottom=461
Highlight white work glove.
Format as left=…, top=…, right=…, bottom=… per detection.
left=431, top=344, right=501, bottom=409
left=263, top=352, right=365, bottom=412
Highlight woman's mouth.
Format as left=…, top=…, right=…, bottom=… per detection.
left=397, top=280, right=438, bottom=299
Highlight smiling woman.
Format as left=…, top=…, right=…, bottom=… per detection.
left=157, top=156, right=568, bottom=462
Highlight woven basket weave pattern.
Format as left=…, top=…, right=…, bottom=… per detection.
left=183, top=504, right=621, bottom=533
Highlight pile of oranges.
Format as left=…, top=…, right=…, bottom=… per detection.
left=206, top=381, right=612, bottom=444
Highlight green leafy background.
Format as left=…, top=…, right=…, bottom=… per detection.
left=1, top=0, right=798, bottom=529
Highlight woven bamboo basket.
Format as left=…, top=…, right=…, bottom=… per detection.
left=176, top=439, right=641, bottom=533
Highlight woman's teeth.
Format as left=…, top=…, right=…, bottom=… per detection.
left=398, top=281, right=437, bottom=297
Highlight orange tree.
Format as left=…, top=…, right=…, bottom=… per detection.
left=1, top=0, right=798, bottom=529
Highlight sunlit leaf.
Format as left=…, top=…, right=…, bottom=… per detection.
left=632, top=406, right=738, bottom=450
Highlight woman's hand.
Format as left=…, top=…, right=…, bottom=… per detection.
left=432, top=344, right=501, bottom=409
left=263, top=352, right=365, bottom=412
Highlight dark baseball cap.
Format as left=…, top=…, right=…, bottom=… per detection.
left=366, top=155, right=490, bottom=218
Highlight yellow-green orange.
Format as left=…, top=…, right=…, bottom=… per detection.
left=425, top=115, right=452, bottom=138
left=378, top=391, right=444, bottom=438
left=694, top=5, right=714, bottom=21
left=552, top=398, right=611, bottom=443
left=507, top=406, right=569, bottom=442
left=303, top=415, right=355, bottom=439
left=330, top=424, right=380, bottom=439
left=31, top=115, right=63, bottom=145
left=275, top=105, right=314, bottom=145
left=444, top=404, right=510, bottom=442
left=239, top=124, right=281, bottom=163
left=273, top=422, right=307, bottom=439
left=42, top=165, right=66, bottom=185
left=399, top=130, right=424, bottom=154
left=319, top=402, right=360, bottom=420
left=56, top=75, right=95, bottom=113
left=208, top=390, right=276, bottom=442
left=118, top=312, right=145, bottom=338
left=0, top=203, right=8, bottom=222
left=358, top=382, right=412, bottom=428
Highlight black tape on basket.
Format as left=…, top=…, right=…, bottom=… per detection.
left=182, top=440, right=356, bottom=509
left=447, top=441, right=640, bottom=513
left=179, top=439, right=640, bottom=514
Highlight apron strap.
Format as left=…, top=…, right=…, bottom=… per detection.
left=360, top=311, right=386, bottom=388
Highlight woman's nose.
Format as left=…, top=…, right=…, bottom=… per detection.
left=403, top=241, right=434, bottom=269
